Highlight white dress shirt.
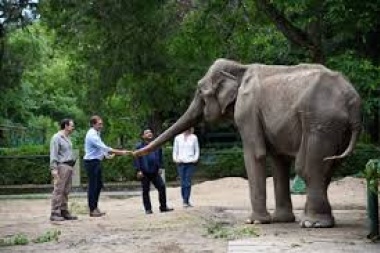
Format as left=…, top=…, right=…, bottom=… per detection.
left=83, top=128, right=112, bottom=160
left=172, top=133, right=200, bottom=164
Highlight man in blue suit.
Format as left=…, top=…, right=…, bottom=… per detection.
left=134, top=128, right=174, bottom=214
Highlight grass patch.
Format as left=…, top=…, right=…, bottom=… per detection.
left=69, top=200, right=88, bottom=215
left=32, top=229, right=61, bottom=243
left=0, top=233, right=29, bottom=246
left=205, top=221, right=260, bottom=240
left=0, top=229, right=61, bottom=247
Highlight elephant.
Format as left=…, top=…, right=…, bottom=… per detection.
left=134, top=58, right=362, bottom=228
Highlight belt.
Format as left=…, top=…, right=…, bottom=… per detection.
left=84, top=159, right=101, bottom=163
left=178, top=162, right=196, bottom=165
left=62, top=160, right=76, bottom=167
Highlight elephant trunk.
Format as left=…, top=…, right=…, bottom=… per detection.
left=134, top=94, right=203, bottom=156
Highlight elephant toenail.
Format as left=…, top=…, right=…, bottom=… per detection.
left=301, top=220, right=313, bottom=228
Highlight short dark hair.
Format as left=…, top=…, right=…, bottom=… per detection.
left=90, top=115, right=102, bottom=127
left=140, top=127, right=153, bottom=136
left=60, top=119, right=73, bottom=130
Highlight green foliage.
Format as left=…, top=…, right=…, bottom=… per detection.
left=0, top=23, right=86, bottom=128
left=1, top=1, right=380, bottom=188
left=363, top=159, right=380, bottom=194
left=101, top=156, right=136, bottom=183
left=32, top=229, right=61, bottom=244
left=327, top=52, right=380, bottom=116
left=1, top=143, right=379, bottom=185
left=69, top=201, right=88, bottom=215
left=0, top=145, right=50, bottom=185
left=0, top=229, right=61, bottom=247
left=337, top=143, right=380, bottom=177
left=198, top=148, right=245, bottom=179
left=205, top=221, right=259, bottom=240
left=0, top=233, right=29, bottom=247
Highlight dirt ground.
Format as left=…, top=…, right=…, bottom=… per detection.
left=0, top=177, right=379, bottom=253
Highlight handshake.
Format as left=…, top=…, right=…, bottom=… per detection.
left=107, top=145, right=153, bottom=159
left=106, top=149, right=132, bottom=159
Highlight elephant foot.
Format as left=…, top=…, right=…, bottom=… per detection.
left=272, top=210, right=295, bottom=223
left=300, top=214, right=335, bottom=228
left=245, top=212, right=271, bottom=225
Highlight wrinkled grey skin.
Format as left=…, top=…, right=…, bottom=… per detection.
left=135, top=59, right=362, bottom=228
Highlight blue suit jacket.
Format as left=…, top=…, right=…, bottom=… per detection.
left=133, top=142, right=163, bottom=173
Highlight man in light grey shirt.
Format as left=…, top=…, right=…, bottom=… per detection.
left=50, top=118, right=78, bottom=221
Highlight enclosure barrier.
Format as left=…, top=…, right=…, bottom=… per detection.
left=0, top=149, right=81, bottom=187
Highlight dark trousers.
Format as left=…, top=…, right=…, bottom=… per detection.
left=84, top=159, right=103, bottom=212
left=141, top=172, right=167, bottom=211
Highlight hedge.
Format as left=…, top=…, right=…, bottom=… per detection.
left=0, top=143, right=379, bottom=185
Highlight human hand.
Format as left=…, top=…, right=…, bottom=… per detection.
left=133, top=147, right=151, bottom=157
left=136, top=171, right=144, bottom=179
left=158, top=168, right=163, bottom=175
left=51, top=168, right=59, bottom=183
left=119, top=150, right=132, bottom=156
left=105, top=153, right=115, bottom=159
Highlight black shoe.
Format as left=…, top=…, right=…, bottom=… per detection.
left=61, top=210, right=78, bottom=220
left=160, top=207, right=174, bottom=213
left=145, top=210, right=153, bottom=214
left=50, top=213, right=65, bottom=221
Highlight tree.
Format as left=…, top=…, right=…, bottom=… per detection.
left=0, top=0, right=40, bottom=70
left=254, top=0, right=380, bottom=64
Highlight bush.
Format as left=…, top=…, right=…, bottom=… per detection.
left=336, top=143, right=380, bottom=177
left=0, top=143, right=379, bottom=185
left=0, top=145, right=51, bottom=185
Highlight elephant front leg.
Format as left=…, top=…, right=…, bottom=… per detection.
left=271, top=155, right=295, bottom=223
left=243, top=146, right=271, bottom=224
left=297, top=132, right=335, bottom=228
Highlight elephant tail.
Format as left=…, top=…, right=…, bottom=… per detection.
left=323, top=127, right=360, bottom=161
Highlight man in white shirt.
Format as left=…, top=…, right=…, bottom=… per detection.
left=172, top=127, right=200, bottom=207
left=83, top=115, right=129, bottom=217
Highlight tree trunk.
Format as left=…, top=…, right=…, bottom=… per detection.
left=255, top=0, right=325, bottom=64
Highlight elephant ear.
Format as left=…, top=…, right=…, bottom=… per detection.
left=217, top=71, right=239, bottom=114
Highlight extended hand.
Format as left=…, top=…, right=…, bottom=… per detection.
left=122, top=150, right=133, bottom=156
left=132, top=147, right=151, bottom=157
left=105, top=153, right=115, bottom=159
left=136, top=171, right=144, bottom=179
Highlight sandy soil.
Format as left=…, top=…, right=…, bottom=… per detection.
left=0, top=177, right=378, bottom=253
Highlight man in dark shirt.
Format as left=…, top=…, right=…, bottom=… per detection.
left=134, top=128, right=173, bottom=214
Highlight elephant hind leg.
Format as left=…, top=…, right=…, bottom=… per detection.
left=271, top=155, right=295, bottom=223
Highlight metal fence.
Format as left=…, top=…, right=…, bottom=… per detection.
left=0, top=124, right=46, bottom=148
